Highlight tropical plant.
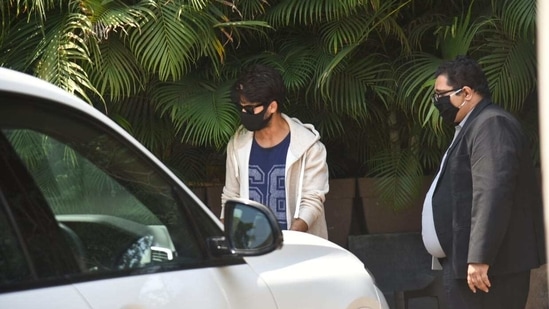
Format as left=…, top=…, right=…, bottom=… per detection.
left=380, top=0, right=538, bottom=209
left=0, top=0, right=270, bottom=182
left=0, top=0, right=538, bottom=211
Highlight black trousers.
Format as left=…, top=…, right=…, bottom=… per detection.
left=441, top=258, right=530, bottom=309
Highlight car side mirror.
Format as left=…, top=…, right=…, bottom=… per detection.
left=222, top=199, right=283, bottom=256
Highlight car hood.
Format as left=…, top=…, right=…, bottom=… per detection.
left=243, top=231, right=388, bottom=309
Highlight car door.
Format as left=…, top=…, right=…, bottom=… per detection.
left=0, top=126, right=92, bottom=309
left=0, top=90, right=277, bottom=309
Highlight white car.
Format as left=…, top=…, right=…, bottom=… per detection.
left=0, top=68, right=388, bottom=309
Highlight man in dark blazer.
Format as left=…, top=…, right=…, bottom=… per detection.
left=421, top=55, right=546, bottom=308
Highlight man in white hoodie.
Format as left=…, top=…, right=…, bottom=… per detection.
left=221, top=64, right=329, bottom=238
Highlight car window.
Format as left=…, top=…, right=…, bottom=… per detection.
left=0, top=93, right=223, bottom=284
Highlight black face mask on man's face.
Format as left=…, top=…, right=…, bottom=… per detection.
left=239, top=105, right=273, bottom=131
left=434, top=95, right=460, bottom=125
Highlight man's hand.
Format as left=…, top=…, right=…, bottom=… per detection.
left=467, top=263, right=491, bottom=293
left=290, top=218, right=308, bottom=232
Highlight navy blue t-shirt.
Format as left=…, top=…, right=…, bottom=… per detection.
left=248, top=133, right=291, bottom=230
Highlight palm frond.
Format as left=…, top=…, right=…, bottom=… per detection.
left=222, top=0, right=269, bottom=18
left=493, top=0, right=535, bottom=39
left=320, top=14, right=375, bottom=54
left=318, top=2, right=412, bottom=55
left=209, top=0, right=274, bottom=50
left=34, top=11, right=100, bottom=102
left=435, top=2, right=494, bottom=59
left=152, top=78, right=238, bottom=149
left=315, top=0, right=410, bottom=93
left=182, top=7, right=225, bottom=65
left=243, top=38, right=319, bottom=92
left=107, top=88, right=177, bottom=157
left=0, top=0, right=56, bottom=26
left=319, top=54, right=393, bottom=118
left=128, top=4, right=199, bottom=81
left=82, top=0, right=156, bottom=40
left=279, top=48, right=318, bottom=92
left=372, top=13, right=412, bottom=55
left=405, top=13, right=445, bottom=52
left=214, top=20, right=272, bottom=31
left=396, top=53, right=444, bottom=132
left=367, top=148, right=424, bottom=210
left=0, top=17, right=43, bottom=69
left=90, top=36, right=145, bottom=101
left=477, top=36, right=536, bottom=112
left=128, top=2, right=241, bottom=81
left=266, top=0, right=361, bottom=27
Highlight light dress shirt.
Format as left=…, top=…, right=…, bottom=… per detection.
left=422, top=109, right=474, bottom=268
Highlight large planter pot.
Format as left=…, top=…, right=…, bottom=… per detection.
left=324, top=178, right=355, bottom=248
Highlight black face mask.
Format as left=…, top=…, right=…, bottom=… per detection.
left=239, top=106, right=272, bottom=131
left=434, top=95, right=459, bottom=125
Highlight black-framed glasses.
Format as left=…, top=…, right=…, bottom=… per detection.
left=239, top=103, right=265, bottom=115
left=432, top=88, right=463, bottom=103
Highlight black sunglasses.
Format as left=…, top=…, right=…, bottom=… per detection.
left=432, top=88, right=463, bottom=103
left=239, top=103, right=266, bottom=115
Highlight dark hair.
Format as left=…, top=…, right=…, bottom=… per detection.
left=435, top=55, right=491, bottom=100
left=230, top=64, right=285, bottom=112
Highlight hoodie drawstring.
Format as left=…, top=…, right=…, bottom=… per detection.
left=294, top=152, right=306, bottom=219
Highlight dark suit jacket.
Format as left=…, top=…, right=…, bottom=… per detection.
left=432, top=99, right=546, bottom=279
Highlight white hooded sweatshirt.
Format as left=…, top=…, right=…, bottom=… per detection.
left=221, top=113, right=329, bottom=238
